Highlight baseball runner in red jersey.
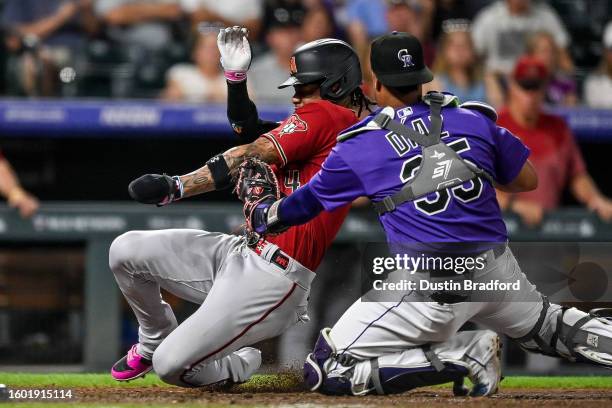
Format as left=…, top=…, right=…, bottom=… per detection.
left=108, top=28, right=369, bottom=387
left=261, top=101, right=356, bottom=271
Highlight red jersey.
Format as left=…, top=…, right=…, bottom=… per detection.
left=497, top=109, right=586, bottom=209
left=261, top=100, right=357, bottom=271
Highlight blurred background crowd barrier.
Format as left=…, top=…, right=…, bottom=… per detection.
left=0, top=0, right=612, bottom=376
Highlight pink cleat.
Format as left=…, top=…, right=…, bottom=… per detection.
left=111, top=344, right=153, bottom=381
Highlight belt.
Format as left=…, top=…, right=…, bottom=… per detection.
left=250, top=238, right=291, bottom=271
left=248, top=238, right=315, bottom=290
left=429, top=292, right=469, bottom=304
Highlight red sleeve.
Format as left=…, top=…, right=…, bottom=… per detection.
left=562, top=121, right=587, bottom=179
left=262, top=102, right=332, bottom=167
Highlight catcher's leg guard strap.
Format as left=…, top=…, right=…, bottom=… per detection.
left=368, top=357, right=468, bottom=395
left=518, top=304, right=612, bottom=367
left=423, top=344, right=446, bottom=371
left=514, top=297, right=558, bottom=356
left=370, top=358, right=384, bottom=395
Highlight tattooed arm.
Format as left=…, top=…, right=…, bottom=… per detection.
left=179, top=136, right=281, bottom=198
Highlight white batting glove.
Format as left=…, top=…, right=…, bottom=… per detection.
left=217, top=26, right=251, bottom=83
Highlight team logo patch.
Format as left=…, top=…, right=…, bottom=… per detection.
left=250, top=186, right=264, bottom=196
left=397, top=49, right=415, bottom=68
left=278, top=114, right=308, bottom=137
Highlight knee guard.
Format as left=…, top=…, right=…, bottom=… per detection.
left=516, top=299, right=612, bottom=367
left=303, top=327, right=353, bottom=395
left=304, top=328, right=472, bottom=396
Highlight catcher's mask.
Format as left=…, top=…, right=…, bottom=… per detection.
left=278, top=38, right=362, bottom=102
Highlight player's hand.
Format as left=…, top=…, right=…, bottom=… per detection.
left=7, top=187, right=39, bottom=218
left=588, top=195, right=612, bottom=222
left=511, top=199, right=544, bottom=227
left=217, top=26, right=251, bottom=83
left=128, top=174, right=183, bottom=206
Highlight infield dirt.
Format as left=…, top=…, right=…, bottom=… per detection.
left=52, top=386, right=612, bottom=407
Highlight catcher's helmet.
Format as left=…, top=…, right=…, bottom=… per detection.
left=278, top=38, right=362, bottom=102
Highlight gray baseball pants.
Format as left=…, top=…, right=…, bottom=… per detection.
left=109, top=229, right=313, bottom=387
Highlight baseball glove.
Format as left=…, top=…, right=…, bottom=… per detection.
left=234, top=158, right=283, bottom=242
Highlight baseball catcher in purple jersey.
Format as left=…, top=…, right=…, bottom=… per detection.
left=247, top=32, right=612, bottom=397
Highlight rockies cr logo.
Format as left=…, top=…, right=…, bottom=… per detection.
left=397, top=49, right=414, bottom=68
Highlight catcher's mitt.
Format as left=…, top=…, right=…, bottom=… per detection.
left=234, top=158, right=282, bottom=242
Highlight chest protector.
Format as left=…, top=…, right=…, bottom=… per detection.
left=363, top=93, right=495, bottom=215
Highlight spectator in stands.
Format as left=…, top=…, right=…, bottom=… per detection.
left=0, top=156, right=38, bottom=218
left=424, top=19, right=487, bottom=103
left=302, top=2, right=337, bottom=43
left=526, top=31, right=577, bottom=107
left=430, top=0, right=485, bottom=41
left=180, top=0, right=262, bottom=38
left=161, top=30, right=226, bottom=103
left=497, top=56, right=612, bottom=226
left=345, top=0, right=434, bottom=88
left=2, top=0, right=98, bottom=96
left=248, top=0, right=304, bottom=104
left=584, top=21, right=612, bottom=108
left=471, top=0, right=572, bottom=108
left=95, top=0, right=181, bottom=52
left=386, top=0, right=435, bottom=65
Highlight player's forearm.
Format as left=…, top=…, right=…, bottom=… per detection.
left=279, top=185, right=324, bottom=225
left=227, top=81, right=277, bottom=142
left=179, top=166, right=215, bottom=198
left=180, top=139, right=281, bottom=198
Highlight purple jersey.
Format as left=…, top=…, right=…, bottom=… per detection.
left=308, top=100, right=530, bottom=244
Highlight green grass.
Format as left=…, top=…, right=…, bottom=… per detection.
left=0, top=372, right=167, bottom=388
left=1, top=372, right=612, bottom=390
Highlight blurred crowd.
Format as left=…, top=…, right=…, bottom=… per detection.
left=0, top=0, right=611, bottom=108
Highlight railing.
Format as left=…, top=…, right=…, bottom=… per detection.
left=1, top=99, right=611, bottom=142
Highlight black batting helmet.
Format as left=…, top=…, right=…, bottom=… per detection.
left=278, top=38, right=362, bottom=102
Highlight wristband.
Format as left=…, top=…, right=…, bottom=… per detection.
left=265, top=198, right=289, bottom=234
left=206, top=154, right=232, bottom=190
left=224, top=70, right=247, bottom=83
left=266, top=199, right=283, bottom=226
left=172, top=176, right=184, bottom=200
